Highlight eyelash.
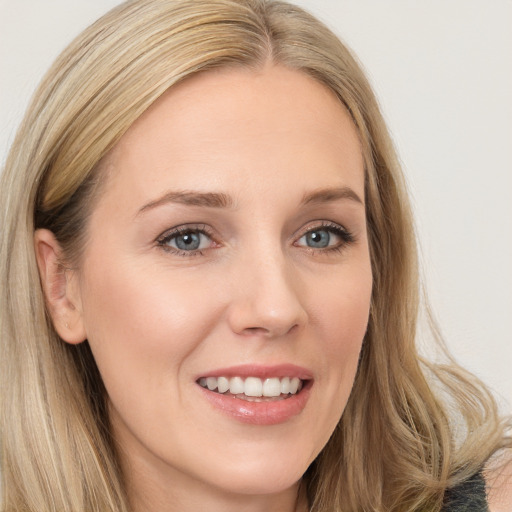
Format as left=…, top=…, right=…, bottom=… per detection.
left=156, top=221, right=355, bottom=257
left=294, top=221, right=355, bottom=254
left=156, top=224, right=217, bottom=257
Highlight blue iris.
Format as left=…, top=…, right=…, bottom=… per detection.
left=175, top=232, right=202, bottom=250
left=305, top=229, right=330, bottom=248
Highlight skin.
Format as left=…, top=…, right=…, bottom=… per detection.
left=35, top=65, right=373, bottom=512
left=486, top=454, right=512, bottom=512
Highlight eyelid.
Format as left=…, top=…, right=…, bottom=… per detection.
left=156, top=223, right=211, bottom=242
left=293, top=220, right=355, bottom=250
left=156, top=224, right=219, bottom=256
left=294, top=220, right=351, bottom=238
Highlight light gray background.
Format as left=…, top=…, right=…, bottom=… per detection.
left=1, top=0, right=511, bottom=413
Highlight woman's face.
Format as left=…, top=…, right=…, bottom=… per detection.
left=69, top=65, right=372, bottom=504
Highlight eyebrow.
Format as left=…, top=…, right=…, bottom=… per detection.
left=138, top=190, right=234, bottom=215
left=301, top=186, right=363, bottom=206
left=137, top=185, right=363, bottom=216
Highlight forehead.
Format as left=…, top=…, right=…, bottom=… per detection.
left=99, top=64, right=364, bottom=208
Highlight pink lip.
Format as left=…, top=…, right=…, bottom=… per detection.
left=195, top=364, right=314, bottom=426
left=195, top=363, right=313, bottom=380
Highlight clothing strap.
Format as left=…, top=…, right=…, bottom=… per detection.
left=442, top=472, right=488, bottom=511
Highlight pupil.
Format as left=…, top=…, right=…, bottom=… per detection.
left=176, top=232, right=200, bottom=250
left=307, top=230, right=329, bottom=248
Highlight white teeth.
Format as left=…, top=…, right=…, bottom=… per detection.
left=229, top=376, right=244, bottom=395
left=244, top=377, right=263, bottom=397
left=263, top=377, right=282, bottom=397
left=289, top=377, right=300, bottom=394
left=280, top=377, right=291, bottom=394
left=198, top=376, right=305, bottom=397
left=217, top=376, right=230, bottom=393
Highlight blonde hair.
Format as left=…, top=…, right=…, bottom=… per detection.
left=0, top=0, right=509, bottom=510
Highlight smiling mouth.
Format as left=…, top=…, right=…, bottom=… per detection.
left=198, top=376, right=305, bottom=402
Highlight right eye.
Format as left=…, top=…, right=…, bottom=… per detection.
left=157, top=226, right=215, bottom=256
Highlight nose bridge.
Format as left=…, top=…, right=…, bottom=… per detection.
left=227, top=236, right=307, bottom=337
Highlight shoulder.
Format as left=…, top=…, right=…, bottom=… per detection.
left=485, top=449, right=512, bottom=512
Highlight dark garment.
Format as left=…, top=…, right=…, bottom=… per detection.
left=443, top=472, right=488, bottom=511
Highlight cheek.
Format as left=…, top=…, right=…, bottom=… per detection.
left=312, top=263, right=372, bottom=418
left=318, top=261, right=372, bottom=357
left=77, top=259, right=223, bottom=405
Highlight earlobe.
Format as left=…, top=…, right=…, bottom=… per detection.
left=34, top=229, right=87, bottom=344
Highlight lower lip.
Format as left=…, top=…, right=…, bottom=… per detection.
left=198, top=381, right=312, bottom=425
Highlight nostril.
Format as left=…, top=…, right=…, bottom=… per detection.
left=241, top=323, right=300, bottom=338
left=242, top=326, right=271, bottom=335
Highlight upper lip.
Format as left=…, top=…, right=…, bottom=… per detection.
left=195, top=364, right=313, bottom=381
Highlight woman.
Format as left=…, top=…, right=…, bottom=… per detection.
left=0, top=0, right=510, bottom=511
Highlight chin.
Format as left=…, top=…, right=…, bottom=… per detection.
left=212, top=467, right=305, bottom=497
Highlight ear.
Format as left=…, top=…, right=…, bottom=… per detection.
left=34, top=229, right=87, bottom=344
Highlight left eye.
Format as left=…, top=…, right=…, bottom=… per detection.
left=162, top=230, right=211, bottom=251
left=296, top=226, right=345, bottom=249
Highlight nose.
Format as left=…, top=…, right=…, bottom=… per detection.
left=226, top=250, right=308, bottom=338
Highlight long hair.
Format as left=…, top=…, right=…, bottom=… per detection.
left=0, top=1, right=509, bottom=510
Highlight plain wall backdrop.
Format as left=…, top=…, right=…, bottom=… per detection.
left=1, top=0, right=511, bottom=413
